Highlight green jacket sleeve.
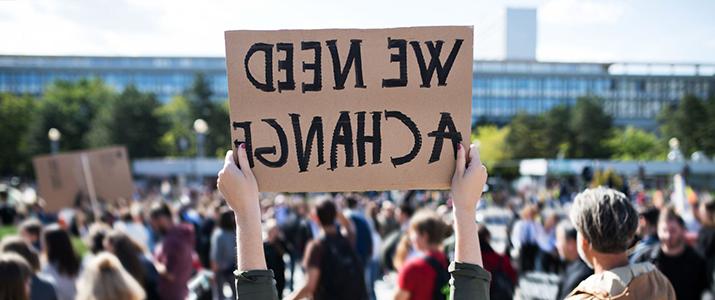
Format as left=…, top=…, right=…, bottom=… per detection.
left=234, top=269, right=278, bottom=300
left=449, top=261, right=492, bottom=300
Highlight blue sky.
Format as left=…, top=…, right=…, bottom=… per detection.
left=1, top=0, right=713, bottom=63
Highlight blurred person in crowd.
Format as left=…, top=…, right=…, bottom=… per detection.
left=104, top=230, right=160, bottom=300
left=286, top=197, right=367, bottom=300
left=393, top=210, right=450, bottom=300
left=378, top=201, right=399, bottom=237
left=536, top=212, right=560, bottom=272
left=75, top=252, right=145, bottom=300
left=345, top=196, right=375, bottom=299
left=0, top=236, right=58, bottom=300
left=278, top=201, right=311, bottom=292
left=566, top=187, right=675, bottom=300
left=0, top=189, right=17, bottom=225
left=210, top=206, right=237, bottom=300
left=263, top=218, right=286, bottom=299
left=554, top=220, right=591, bottom=300
left=510, top=204, right=540, bottom=273
left=149, top=202, right=196, bottom=300
left=41, top=224, right=81, bottom=300
left=638, top=207, right=708, bottom=300
left=365, top=201, right=384, bottom=300
left=0, top=253, right=32, bottom=300
left=380, top=202, right=415, bottom=272
left=217, top=143, right=492, bottom=299
left=697, top=197, right=715, bottom=298
left=113, top=205, right=150, bottom=250
left=628, top=206, right=660, bottom=263
left=477, top=224, right=516, bottom=300
left=84, top=223, right=110, bottom=261
left=19, top=218, right=43, bottom=252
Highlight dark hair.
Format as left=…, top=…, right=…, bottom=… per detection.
left=0, top=253, right=32, bottom=300
left=659, top=206, right=685, bottom=228
left=149, top=202, right=172, bottom=220
left=43, top=224, right=80, bottom=276
left=346, top=196, right=358, bottom=209
left=19, top=218, right=42, bottom=238
left=315, top=198, right=337, bottom=226
left=639, top=206, right=660, bottom=227
left=398, top=202, right=415, bottom=218
left=409, top=210, right=448, bottom=245
left=105, top=231, right=146, bottom=285
left=0, top=236, right=40, bottom=272
left=218, top=207, right=236, bottom=231
left=86, top=223, right=110, bottom=254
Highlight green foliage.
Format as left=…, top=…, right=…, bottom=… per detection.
left=659, top=94, right=715, bottom=156
left=568, top=96, right=613, bottom=158
left=158, top=95, right=195, bottom=157
left=608, top=126, right=667, bottom=160
left=184, top=73, right=230, bottom=158
left=506, top=113, right=549, bottom=158
left=28, top=79, right=116, bottom=155
left=591, top=168, right=623, bottom=190
left=0, top=93, right=36, bottom=176
left=87, top=85, right=167, bottom=158
left=471, top=125, right=511, bottom=166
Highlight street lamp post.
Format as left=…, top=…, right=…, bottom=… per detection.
left=48, top=128, right=61, bottom=154
left=193, top=119, right=209, bottom=158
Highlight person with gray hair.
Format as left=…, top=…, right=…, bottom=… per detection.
left=565, top=187, right=676, bottom=300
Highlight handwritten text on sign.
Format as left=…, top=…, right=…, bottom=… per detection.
left=225, top=26, right=473, bottom=192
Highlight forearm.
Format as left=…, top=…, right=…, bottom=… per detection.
left=236, top=212, right=267, bottom=271
left=452, top=208, right=483, bottom=267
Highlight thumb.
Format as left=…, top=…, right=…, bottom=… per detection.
left=236, top=143, right=254, bottom=178
left=453, top=143, right=466, bottom=180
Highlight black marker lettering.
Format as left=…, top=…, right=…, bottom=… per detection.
left=384, top=110, right=421, bottom=167
left=232, top=121, right=254, bottom=168
left=276, top=43, right=295, bottom=92
left=382, top=38, right=408, bottom=88
left=301, top=41, right=322, bottom=93
left=409, top=39, right=463, bottom=87
left=290, top=113, right=325, bottom=173
left=244, top=43, right=275, bottom=92
left=254, top=119, right=289, bottom=168
left=326, top=39, right=366, bottom=90
left=329, top=111, right=354, bottom=170
left=427, top=112, right=462, bottom=163
left=355, top=111, right=382, bottom=166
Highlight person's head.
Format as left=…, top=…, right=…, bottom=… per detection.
left=408, top=210, right=448, bottom=252
left=18, top=218, right=42, bottom=250
left=0, top=236, right=40, bottom=273
left=104, top=230, right=146, bottom=285
left=264, top=218, right=280, bottom=243
left=149, top=202, right=174, bottom=235
left=657, top=206, right=686, bottom=252
left=218, top=207, right=236, bottom=232
left=570, top=187, right=638, bottom=269
left=42, top=224, right=80, bottom=277
left=477, top=224, right=492, bottom=251
left=636, top=206, right=660, bottom=238
left=75, top=253, right=145, bottom=300
left=520, top=205, right=538, bottom=221
left=0, top=253, right=32, bottom=300
left=346, top=196, right=359, bottom=209
left=85, top=223, right=111, bottom=254
left=314, top=197, right=337, bottom=227
left=555, top=220, right=579, bottom=262
left=698, top=197, right=715, bottom=227
left=397, top=202, right=415, bottom=224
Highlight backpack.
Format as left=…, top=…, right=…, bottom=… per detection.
left=423, top=255, right=450, bottom=300
left=490, top=256, right=515, bottom=300
left=316, top=235, right=368, bottom=300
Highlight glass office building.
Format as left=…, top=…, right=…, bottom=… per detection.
left=1, top=55, right=714, bottom=129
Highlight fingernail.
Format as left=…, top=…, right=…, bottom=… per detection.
left=458, top=144, right=462, bottom=150
left=240, top=143, right=246, bottom=149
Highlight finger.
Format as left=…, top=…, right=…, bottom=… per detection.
left=467, top=143, right=481, bottom=170
left=224, top=150, right=235, bottom=167
left=236, top=143, right=254, bottom=178
left=454, top=143, right=466, bottom=179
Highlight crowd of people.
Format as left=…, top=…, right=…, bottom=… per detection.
left=0, top=144, right=713, bottom=300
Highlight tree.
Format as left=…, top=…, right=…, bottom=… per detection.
left=87, top=85, right=166, bottom=158
left=158, top=95, right=195, bottom=157
left=28, top=79, right=116, bottom=155
left=607, top=126, right=667, bottom=160
left=0, top=93, right=36, bottom=176
left=184, top=73, right=230, bottom=157
left=505, top=113, right=550, bottom=158
left=568, top=96, right=613, bottom=158
left=543, top=105, right=572, bottom=157
left=659, top=94, right=712, bottom=156
left=471, top=125, right=511, bottom=167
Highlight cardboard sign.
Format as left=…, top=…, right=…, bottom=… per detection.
left=225, top=26, right=473, bottom=192
left=32, top=146, right=134, bottom=212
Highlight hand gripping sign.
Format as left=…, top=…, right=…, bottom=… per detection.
left=225, top=26, right=473, bottom=192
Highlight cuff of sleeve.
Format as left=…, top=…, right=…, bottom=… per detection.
left=234, top=269, right=275, bottom=283
left=449, top=261, right=492, bottom=281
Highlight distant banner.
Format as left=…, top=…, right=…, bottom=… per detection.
left=32, top=146, right=134, bottom=213
left=225, top=26, right=473, bottom=192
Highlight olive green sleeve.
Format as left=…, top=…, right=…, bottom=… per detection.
left=449, top=261, right=492, bottom=300
left=234, top=269, right=278, bottom=300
